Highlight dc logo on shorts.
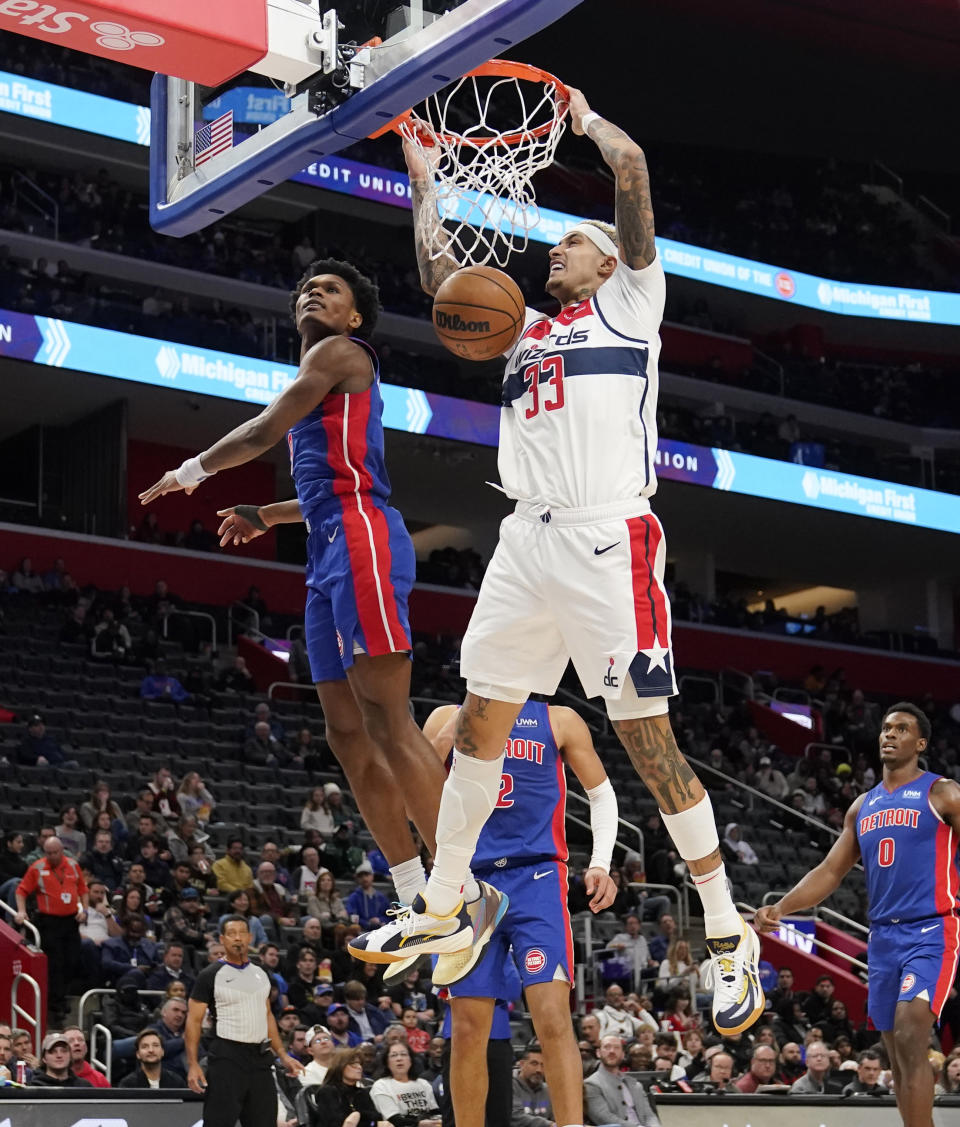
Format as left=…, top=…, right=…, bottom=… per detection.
left=900, top=973, right=916, bottom=994
left=525, top=948, right=546, bottom=974
left=336, top=629, right=344, bottom=657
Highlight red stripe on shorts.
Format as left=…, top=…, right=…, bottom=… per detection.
left=626, top=514, right=669, bottom=651
left=932, top=912, right=960, bottom=1019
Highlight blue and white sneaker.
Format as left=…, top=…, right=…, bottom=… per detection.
left=348, top=893, right=473, bottom=963
left=432, top=880, right=509, bottom=987
left=703, top=918, right=765, bottom=1035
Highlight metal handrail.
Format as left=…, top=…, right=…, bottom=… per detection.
left=0, top=898, right=41, bottom=948
left=78, top=987, right=165, bottom=1032
left=11, top=972, right=41, bottom=1057
left=736, top=902, right=868, bottom=973
left=555, top=687, right=610, bottom=735
left=13, top=171, right=59, bottom=240
left=760, top=891, right=869, bottom=936
left=718, top=668, right=755, bottom=704
left=267, top=680, right=317, bottom=699
left=677, top=674, right=720, bottom=705
left=228, top=601, right=261, bottom=647
left=161, top=609, right=217, bottom=653
left=90, top=1022, right=112, bottom=1083
left=804, top=741, right=852, bottom=764
left=285, top=623, right=304, bottom=641
left=687, top=755, right=842, bottom=840
left=567, top=791, right=644, bottom=868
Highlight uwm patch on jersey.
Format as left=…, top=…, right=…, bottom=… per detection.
left=497, top=258, right=667, bottom=511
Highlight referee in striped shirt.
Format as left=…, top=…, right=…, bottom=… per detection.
left=187, top=915, right=303, bottom=1125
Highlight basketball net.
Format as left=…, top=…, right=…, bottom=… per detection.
left=398, top=62, right=568, bottom=268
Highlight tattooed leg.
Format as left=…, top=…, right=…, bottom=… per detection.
left=454, top=692, right=522, bottom=761
left=613, top=713, right=720, bottom=874
left=423, top=691, right=519, bottom=912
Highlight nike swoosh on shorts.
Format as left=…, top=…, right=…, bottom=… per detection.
left=533, top=871, right=554, bottom=880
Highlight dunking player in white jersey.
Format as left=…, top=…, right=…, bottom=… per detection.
left=352, top=87, right=764, bottom=1036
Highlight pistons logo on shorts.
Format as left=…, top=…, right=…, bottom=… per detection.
left=900, top=973, right=916, bottom=994
left=336, top=629, right=344, bottom=658
left=525, top=948, right=547, bottom=974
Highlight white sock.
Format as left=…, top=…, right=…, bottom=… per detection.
left=389, top=857, right=427, bottom=907
left=693, top=865, right=741, bottom=938
left=424, top=750, right=504, bottom=916
left=659, top=795, right=740, bottom=938
left=463, top=870, right=481, bottom=903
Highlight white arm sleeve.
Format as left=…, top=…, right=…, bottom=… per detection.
left=586, top=778, right=618, bottom=872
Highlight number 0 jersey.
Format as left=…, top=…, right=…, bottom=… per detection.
left=855, top=771, right=959, bottom=924
left=499, top=256, right=666, bottom=510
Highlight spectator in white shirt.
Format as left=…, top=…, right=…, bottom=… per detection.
left=722, top=824, right=759, bottom=866
left=300, top=1026, right=336, bottom=1087
left=597, top=984, right=649, bottom=1040
left=370, top=1042, right=440, bottom=1127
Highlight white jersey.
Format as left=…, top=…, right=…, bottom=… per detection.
left=499, top=255, right=665, bottom=510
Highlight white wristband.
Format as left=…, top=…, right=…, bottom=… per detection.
left=175, top=455, right=215, bottom=488
left=586, top=777, right=618, bottom=873
left=580, top=111, right=602, bottom=135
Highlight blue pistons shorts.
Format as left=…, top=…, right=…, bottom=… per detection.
left=447, top=860, right=574, bottom=999
left=303, top=498, right=414, bottom=683
left=867, top=915, right=960, bottom=1031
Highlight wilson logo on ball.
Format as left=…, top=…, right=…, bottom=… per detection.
left=435, top=311, right=491, bottom=334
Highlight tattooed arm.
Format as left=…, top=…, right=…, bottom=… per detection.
left=565, top=88, right=656, bottom=270
left=402, top=118, right=462, bottom=296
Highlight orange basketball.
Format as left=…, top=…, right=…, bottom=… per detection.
left=432, top=266, right=525, bottom=361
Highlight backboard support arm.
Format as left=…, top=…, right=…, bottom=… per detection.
left=149, top=0, right=584, bottom=237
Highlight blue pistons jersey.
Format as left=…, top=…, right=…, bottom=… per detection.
left=470, top=700, right=567, bottom=873
left=856, top=771, right=960, bottom=924
left=286, top=337, right=392, bottom=521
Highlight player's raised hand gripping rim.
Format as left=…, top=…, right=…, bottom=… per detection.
left=584, top=866, right=617, bottom=912
left=400, top=114, right=440, bottom=179
left=561, top=86, right=593, bottom=135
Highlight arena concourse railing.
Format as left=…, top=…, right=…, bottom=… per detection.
left=227, top=600, right=261, bottom=646
left=735, top=901, right=868, bottom=974
left=759, top=891, right=869, bottom=938
left=0, top=897, right=41, bottom=949
left=160, top=608, right=218, bottom=653
left=10, top=972, right=42, bottom=1058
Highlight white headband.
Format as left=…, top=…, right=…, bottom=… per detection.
left=565, top=222, right=618, bottom=258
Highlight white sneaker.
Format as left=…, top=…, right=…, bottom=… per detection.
left=348, top=894, right=473, bottom=963
left=432, top=880, right=508, bottom=987
left=702, top=918, right=765, bottom=1035
left=383, top=951, right=426, bottom=984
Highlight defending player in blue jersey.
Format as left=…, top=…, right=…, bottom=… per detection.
left=756, top=702, right=960, bottom=1127
left=138, top=260, right=501, bottom=948
left=419, top=701, right=618, bottom=1127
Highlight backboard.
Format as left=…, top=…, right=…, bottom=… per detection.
left=149, top=0, right=584, bottom=237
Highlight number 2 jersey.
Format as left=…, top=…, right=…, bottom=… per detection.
left=465, top=700, right=568, bottom=874
left=855, top=771, right=959, bottom=924
left=499, top=256, right=666, bottom=510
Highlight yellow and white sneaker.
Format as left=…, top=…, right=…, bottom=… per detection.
left=702, top=918, right=765, bottom=1035
left=432, top=880, right=508, bottom=988
left=383, top=951, right=426, bottom=985
left=348, top=894, right=473, bottom=963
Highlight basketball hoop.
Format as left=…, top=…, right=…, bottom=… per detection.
left=376, top=59, right=569, bottom=268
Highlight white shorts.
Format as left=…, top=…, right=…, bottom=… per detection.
left=461, top=498, right=677, bottom=719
